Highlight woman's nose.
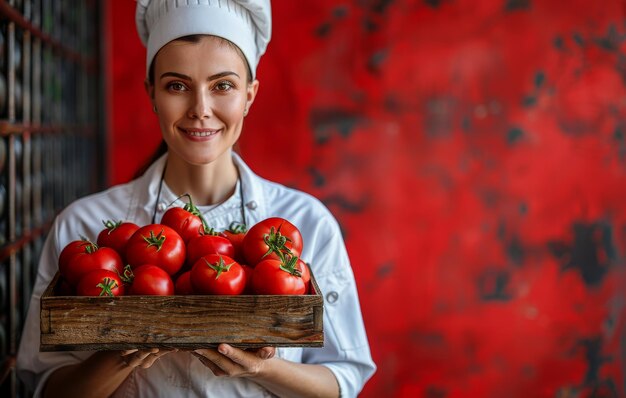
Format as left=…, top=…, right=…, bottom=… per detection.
left=188, top=91, right=212, bottom=119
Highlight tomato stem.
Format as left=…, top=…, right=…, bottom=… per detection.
left=77, top=236, right=99, bottom=254
left=279, top=254, right=302, bottom=277
left=101, top=219, right=122, bottom=234
left=201, top=226, right=220, bottom=236
left=119, top=265, right=134, bottom=284
left=84, top=242, right=99, bottom=254
left=226, top=221, right=247, bottom=234
left=261, top=226, right=293, bottom=261
left=179, top=193, right=215, bottom=236
left=96, top=277, right=119, bottom=297
left=142, top=229, right=166, bottom=251
left=204, top=255, right=233, bottom=279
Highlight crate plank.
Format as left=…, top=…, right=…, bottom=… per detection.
left=40, top=272, right=324, bottom=351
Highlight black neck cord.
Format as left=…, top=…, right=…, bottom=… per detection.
left=150, top=164, right=248, bottom=227
left=239, top=175, right=247, bottom=227
left=151, top=164, right=167, bottom=224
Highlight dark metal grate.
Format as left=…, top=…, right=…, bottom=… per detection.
left=0, top=1, right=103, bottom=397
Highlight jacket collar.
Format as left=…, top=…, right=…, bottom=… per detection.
left=232, top=151, right=267, bottom=225
left=128, top=151, right=267, bottom=225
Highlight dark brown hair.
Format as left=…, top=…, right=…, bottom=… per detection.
left=147, top=34, right=252, bottom=85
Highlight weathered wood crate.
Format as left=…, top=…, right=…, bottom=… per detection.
left=40, top=272, right=324, bottom=351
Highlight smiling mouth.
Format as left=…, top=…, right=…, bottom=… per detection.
left=181, top=128, right=221, bottom=137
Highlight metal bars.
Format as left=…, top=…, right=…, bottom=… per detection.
left=0, top=1, right=102, bottom=397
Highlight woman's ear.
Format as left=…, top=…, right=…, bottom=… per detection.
left=245, top=79, right=260, bottom=115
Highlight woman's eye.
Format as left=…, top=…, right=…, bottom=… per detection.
left=215, top=81, right=234, bottom=91
left=168, top=82, right=187, bottom=91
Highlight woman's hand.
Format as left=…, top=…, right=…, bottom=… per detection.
left=120, top=348, right=177, bottom=369
left=191, top=344, right=275, bottom=377
left=191, top=345, right=341, bottom=397
left=44, top=349, right=177, bottom=398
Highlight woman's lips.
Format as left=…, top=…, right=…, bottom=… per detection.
left=179, top=127, right=221, bottom=139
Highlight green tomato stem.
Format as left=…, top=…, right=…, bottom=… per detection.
left=204, top=256, right=234, bottom=279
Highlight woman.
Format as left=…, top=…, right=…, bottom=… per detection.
left=16, top=1, right=376, bottom=397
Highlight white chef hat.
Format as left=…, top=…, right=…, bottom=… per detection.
left=136, top=0, right=272, bottom=79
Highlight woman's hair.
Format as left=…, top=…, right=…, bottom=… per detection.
left=147, top=34, right=252, bottom=85
left=133, top=140, right=168, bottom=179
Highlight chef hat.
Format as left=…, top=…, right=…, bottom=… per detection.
left=136, top=0, right=272, bottom=79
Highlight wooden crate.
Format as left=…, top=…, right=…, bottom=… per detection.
left=40, top=272, right=324, bottom=351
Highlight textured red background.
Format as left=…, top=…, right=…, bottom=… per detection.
left=106, top=1, right=626, bottom=397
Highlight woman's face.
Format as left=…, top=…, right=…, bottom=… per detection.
left=148, top=36, right=258, bottom=167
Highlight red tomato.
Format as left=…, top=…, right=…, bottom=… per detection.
left=126, top=224, right=186, bottom=275
left=59, top=242, right=124, bottom=286
left=161, top=195, right=206, bottom=243
left=174, top=271, right=195, bottom=295
left=190, top=254, right=245, bottom=295
left=76, top=269, right=125, bottom=297
left=295, top=258, right=311, bottom=294
left=251, top=256, right=307, bottom=295
left=186, top=233, right=235, bottom=270
left=240, top=264, right=254, bottom=294
left=96, top=220, right=140, bottom=262
left=221, top=222, right=247, bottom=263
left=58, top=239, right=92, bottom=271
left=128, top=264, right=174, bottom=296
left=242, top=217, right=303, bottom=266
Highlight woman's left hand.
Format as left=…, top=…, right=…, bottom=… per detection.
left=191, top=344, right=276, bottom=377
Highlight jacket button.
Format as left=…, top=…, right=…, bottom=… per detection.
left=326, top=291, right=339, bottom=304
left=246, top=201, right=257, bottom=210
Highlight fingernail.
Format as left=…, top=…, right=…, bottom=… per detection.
left=218, top=346, right=227, bottom=355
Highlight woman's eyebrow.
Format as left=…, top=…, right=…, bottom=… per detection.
left=159, top=71, right=240, bottom=81
left=208, top=71, right=240, bottom=80
left=160, top=71, right=191, bottom=80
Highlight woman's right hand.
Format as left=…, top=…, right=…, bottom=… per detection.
left=119, top=348, right=177, bottom=369
left=44, top=349, right=177, bottom=398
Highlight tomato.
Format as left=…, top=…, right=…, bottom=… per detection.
left=128, top=264, right=174, bottom=295
left=96, top=220, right=140, bottom=262
left=58, top=239, right=92, bottom=271
left=161, top=195, right=206, bottom=243
left=295, top=258, right=311, bottom=294
left=59, top=242, right=124, bottom=286
left=190, top=254, right=245, bottom=295
left=126, top=224, right=186, bottom=275
left=76, top=269, right=125, bottom=297
left=242, top=217, right=303, bottom=266
left=174, top=271, right=195, bottom=295
left=240, top=264, right=254, bottom=294
left=186, top=233, right=235, bottom=270
left=251, top=256, right=306, bottom=295
left=221, top=222, right=247, bottom=263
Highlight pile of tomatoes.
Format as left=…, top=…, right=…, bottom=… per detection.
left=57, top=197, right=311, bottom=297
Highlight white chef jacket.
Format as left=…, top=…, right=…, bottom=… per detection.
left=16, top=153, right=376, bottom=398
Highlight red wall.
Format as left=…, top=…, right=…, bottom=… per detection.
left=107, top=1, right=626, bottom=397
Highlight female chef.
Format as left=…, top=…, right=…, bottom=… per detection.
left=16, top=1, right=376, bottom=397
